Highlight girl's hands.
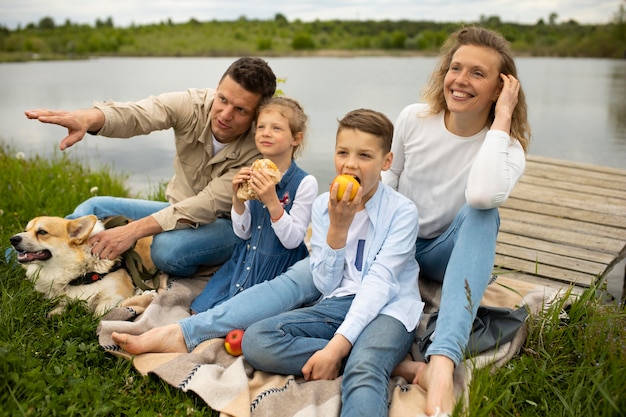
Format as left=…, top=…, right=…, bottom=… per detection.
left=231, top=167, right=252, bottom=215
left=250, top=169, right=280, bottom=206
left=232, top=166, right=283, bottom=219
left=232, top=167, right=252, bottom=195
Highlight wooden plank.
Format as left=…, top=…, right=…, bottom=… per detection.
left=494, top=254, right=595, bottom=287
left=523, top=160, right=626, bottom=187
left=499, top=207, right=626, bottom=241
left=519, top=174, right=626, bottom=201
left=508, top=182, right=626, bottom=217
left=499, top=217, right=625, bottom=255
left=527, top=154, right=626, bottom=177
left=496, top=242, right=606, bottom=276
left=523, top=159, right=626, bottom=193
left=496, top=232, right=616, bottom=265
left=491, top=271, right=585, bottom=295
left=501, top=198, right=626, bottom=229
left=522, top=166, right=626, bottom=194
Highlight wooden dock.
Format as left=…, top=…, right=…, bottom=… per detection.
left=494, top=154, right=626, bottom=296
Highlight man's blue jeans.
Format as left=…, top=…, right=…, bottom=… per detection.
left=67, top=196, right=239, bottom=276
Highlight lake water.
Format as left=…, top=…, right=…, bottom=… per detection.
left=1, top=56, right=625, bottom=194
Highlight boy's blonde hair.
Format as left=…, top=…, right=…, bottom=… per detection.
left=337, top=109, right=394, bottom=154
left=257, top=96, right=308, bottom=158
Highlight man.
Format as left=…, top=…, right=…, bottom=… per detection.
left=25, top=57, right=277, bottom=277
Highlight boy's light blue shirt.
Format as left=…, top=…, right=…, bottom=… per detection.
left=310, top=181, right=424, bottom=344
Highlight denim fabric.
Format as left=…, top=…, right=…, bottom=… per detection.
left=415, top=204, right=500, bottom=365
left=241, top=296, right=355, bottom=375
left=190, top=161, right=310, bottom=312
left=66, top=196, right=239, bottom=276
left=66, top=196, right=169, bottom=220
left=341, top=314, right=415, bottom=417
left=179, top=258, right=321, bottom=351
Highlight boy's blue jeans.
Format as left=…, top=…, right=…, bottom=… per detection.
left=242, top=300, right=414, bottom=417
left=67, top=196, right=239, bottom=277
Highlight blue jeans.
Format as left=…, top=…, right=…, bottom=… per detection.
left=416, top=204, right=500, bottom=365
left=67, top=196, right=239, bottom=277
left=341, top=314, right=414, bottom=417
left=243, top=304, right=414, bottom=417
left=241, top=296, right=355, bottom=375
left=179, top=258, right=321, bottom=350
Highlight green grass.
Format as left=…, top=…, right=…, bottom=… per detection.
left=466, top=284, right=626, bottom=416
left=1, top=143, right=624, bottom=416
left=0, top=144, right=214, bottom=416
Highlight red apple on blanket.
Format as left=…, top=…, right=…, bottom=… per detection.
left=331, top=174, right=360, bottom=201
left=224, top=329, right=245, bottom=356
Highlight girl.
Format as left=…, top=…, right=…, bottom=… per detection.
left=190, top=97, right=318, bottom=314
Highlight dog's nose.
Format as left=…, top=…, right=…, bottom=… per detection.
left=9, top=235, right=21, bottom=247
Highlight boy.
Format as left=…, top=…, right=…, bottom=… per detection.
left=241, top=108, right=424, bottom=417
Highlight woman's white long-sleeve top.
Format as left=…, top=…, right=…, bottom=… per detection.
left=382, top=103, right=526, bottom=239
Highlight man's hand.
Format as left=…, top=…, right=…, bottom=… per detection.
left=89, top=216, right=161, bottom=260
left=24, top=108, right=105, bottom=150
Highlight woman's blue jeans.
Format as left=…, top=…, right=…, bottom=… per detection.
left=416, top=204, right=500, bottom=365
left=67, top=196, right=239, bottom=277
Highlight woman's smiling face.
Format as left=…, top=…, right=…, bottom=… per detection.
left=443, top=44, right=503, bottom=120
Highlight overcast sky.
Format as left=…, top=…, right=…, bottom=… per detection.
left=0, top=0, right=622, bottom=29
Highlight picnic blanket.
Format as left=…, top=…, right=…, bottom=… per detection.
left=97, top=272, right=566, bottom=417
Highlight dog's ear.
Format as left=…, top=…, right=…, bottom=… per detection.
left=68, top=215, right=98, bottom=244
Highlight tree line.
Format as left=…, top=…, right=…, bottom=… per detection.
left=0, top=7, right=624, bottom=62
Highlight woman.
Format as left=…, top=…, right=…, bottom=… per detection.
left=386, top=26, right=531, bottom=416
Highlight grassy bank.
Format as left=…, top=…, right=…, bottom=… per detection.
left=0, top=145, right=213, bottom=416
left=0, top=144, right=624, bottom=416
left=2, top=13, right=626, bottom=62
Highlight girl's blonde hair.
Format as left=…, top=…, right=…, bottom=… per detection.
left=421, top=26, right=531, bottom=152
left=257, top=96, right=308, bottom=159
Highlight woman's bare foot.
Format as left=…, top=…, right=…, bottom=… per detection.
left=111, top=323, right=188, bottom=354
left=415, top=355, right=456, bottom=416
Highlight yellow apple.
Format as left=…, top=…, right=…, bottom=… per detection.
left=331, top=174, right=360, bottom=201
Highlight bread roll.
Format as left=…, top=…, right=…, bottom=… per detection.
left=236, top=159, right=282, bottom=201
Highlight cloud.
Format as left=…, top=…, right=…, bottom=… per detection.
left=0, top=0, right=620, bottom=29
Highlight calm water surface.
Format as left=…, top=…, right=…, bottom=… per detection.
left=1, top=57, right=625, bottom=194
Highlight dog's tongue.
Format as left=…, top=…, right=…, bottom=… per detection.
left=17, top=250, right=52, bottom=262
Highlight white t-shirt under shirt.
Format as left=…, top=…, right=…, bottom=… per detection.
left=325, top=209, right=369, bottom=299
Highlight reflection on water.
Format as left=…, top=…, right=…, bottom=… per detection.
left=609, top=62, right=626, bottom=146
left=0, top=57, right=624, bottom=194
